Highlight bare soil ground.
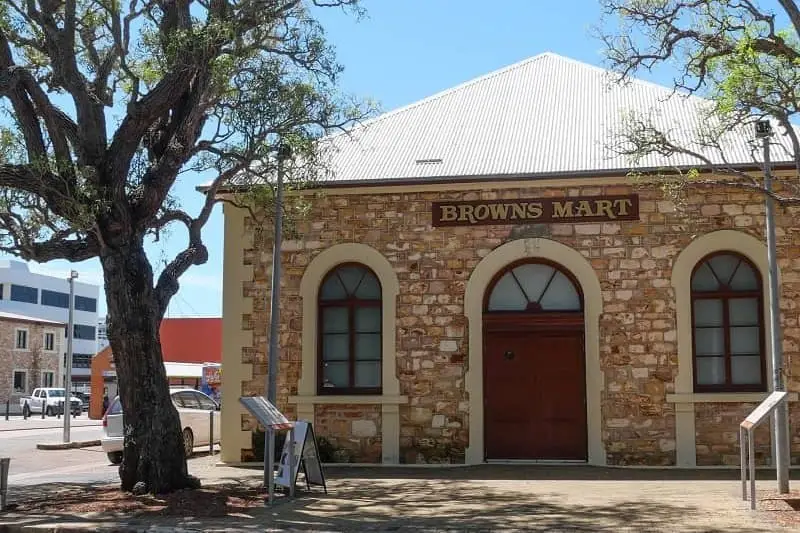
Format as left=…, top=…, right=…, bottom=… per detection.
left=15, top=483, right=267, bottom=519
left=756, top=489, right=800, bottom=528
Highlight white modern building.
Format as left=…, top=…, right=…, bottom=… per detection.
left=96, top=317, right=110, bottom=353
left=0, top=260, right=101, bottom=392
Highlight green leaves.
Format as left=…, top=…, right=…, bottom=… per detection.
left=599, top=0, right=800, bottom=203
left=0, top=0, right=370, bottom=264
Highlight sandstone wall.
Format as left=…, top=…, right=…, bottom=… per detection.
left=234, top=181, right=800, bottom=465
left=0, top=319, right=61, bottom=413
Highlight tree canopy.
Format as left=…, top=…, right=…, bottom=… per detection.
left=0, top=0, right=370, bottom=309
left=0, top=0, right=372, bottom=494
left=597, top=0, right=800, bottom=202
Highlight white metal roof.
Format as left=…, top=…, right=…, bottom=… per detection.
left=314, top=52, right=795, bottom=184
left=0, top=310, right=65, bottom=325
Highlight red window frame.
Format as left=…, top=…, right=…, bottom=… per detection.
left=690, top=252, right=766, bottom=393
left=317, top=263, right=382, bottom=395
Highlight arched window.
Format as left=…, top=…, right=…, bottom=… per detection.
left=486, top=262, right=582, bottom=312
left=691, top=252, right=765, bottom=392
left=318, top=264, right=382, bottom=394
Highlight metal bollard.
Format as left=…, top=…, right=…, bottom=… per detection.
left=0, top=457, right=10, bottom=512
left=22, top=404, right=27, bottom=420
left=57, top=401, right=61, bottom=419
left=4, top=401, right=8, bottom=421
left=209, top=410, right=214, bottom=455
left=41, top=402, right=45, bottom=419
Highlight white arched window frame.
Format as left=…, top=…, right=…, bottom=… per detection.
left=668, top=230, right=791, bottom=468
left=290, top=243, right=406, bottom=464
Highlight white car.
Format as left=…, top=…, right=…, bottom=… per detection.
left=101, top=388, right=221, bottom=465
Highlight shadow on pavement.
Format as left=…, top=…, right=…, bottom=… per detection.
left=285, top=463, right=800, bottom=482
left=0, top=471, right=783, bottom=532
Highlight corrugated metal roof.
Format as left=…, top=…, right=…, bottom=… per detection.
left=317, top=52, right=795, bottom=184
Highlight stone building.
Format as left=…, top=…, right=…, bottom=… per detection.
left=218, top=53, right=800, bottom=467
left=0, top=311, right=64, bottom=414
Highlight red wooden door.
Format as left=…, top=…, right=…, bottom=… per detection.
left=484, top=331, right=587, bottom=460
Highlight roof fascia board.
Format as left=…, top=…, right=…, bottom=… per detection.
left=204, top=163, right=798, bottom=197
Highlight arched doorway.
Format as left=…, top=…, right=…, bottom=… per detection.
left=483, top=260, right=587, bottom=461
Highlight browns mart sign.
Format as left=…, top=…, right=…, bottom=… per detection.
left=432, top=195, right=639, bottom=227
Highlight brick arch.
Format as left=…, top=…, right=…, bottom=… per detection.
left=464, top=238, right=605, bottom=465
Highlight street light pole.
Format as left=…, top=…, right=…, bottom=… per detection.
left=63, top=270, right=78, bottom=444
left=756, top=119, right=790, bottom=494
left=264, top=143, right=292, bottom=502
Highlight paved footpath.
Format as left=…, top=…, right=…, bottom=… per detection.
left=1, top=461, right=798, bottom=532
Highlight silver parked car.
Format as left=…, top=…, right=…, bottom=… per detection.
left=101, top=388, right=221, bottom=465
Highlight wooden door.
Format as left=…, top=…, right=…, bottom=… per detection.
left=484, top=331, right=587, bottom=460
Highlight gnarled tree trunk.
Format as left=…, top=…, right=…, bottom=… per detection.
left=101, top=238, right=195, bottom=493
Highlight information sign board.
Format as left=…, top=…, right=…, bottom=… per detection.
left=741, top=391, right=788, bottom=430
left=275, top=421, right=327, bottom=493
left=238, top=397, right=293, bottom=430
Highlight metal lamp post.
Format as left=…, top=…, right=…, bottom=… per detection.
left=63, top=270, right=78, bottom=444
left=756, top=119, right=790, bottom=494
left=264, top=143, right=292, bottom=502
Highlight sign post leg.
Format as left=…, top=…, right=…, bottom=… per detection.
left=740, top=426, right=747, bottom=501
left=749, top=430, right=756, bottom=510
left=288, top=428, right=295, bottom=498
left=267, top=428, right=275, bottom=505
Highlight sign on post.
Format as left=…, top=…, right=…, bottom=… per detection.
left=239, top=396, right=294, bottom=504
left=275, top=421, right=328, bottom=494
left=239, top=396, right=293, bottom=430
left=740, top=391, right=789, bottom=510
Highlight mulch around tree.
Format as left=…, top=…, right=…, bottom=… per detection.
left=15, top=483, right=269, bottom=519
left=757, top=489, right=800, bottom=528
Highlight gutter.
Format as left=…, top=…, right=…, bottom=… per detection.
left=195, top=162, right=800, bottom=195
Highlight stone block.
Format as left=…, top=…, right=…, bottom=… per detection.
left=439, top=340, right=458, bottom=352
left=352, top=420, right=377, bottom=438
left=575, top=224, right=601, bottom=235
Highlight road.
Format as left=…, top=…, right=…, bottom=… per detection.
left=0, top=419, right=221, bottom=488
left=0, top=424, right=117, bottom=486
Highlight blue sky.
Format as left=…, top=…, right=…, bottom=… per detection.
left=1, top=0, right=786, bottom=318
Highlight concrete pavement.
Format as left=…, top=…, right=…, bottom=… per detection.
left=1, top=462, right=798, bottom=532
left=0, top=415, right=100, bottom=432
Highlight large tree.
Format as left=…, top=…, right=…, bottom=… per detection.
left=597, top=0, right=800, bottom=201
left=0, top=0, right=369, bottom=494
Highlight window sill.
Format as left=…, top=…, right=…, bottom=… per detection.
left=667, top=392, right=799, bottom=404
left=288, top=395, right=408, bottom=405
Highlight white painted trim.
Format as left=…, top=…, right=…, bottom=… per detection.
left=667, top=392, right=798, bottom=404
left=11, top=368, right=28, bottom=395
left=13, top=327, right=29, bottom=351
left=464, top=238, right=605, bottom=466
left=219, top=204, right=255, bottom=463
left=289, top=395, right=408, bottom=405
left=670, top=229, right=772, bottom=467
left=42, top=330, right=57, bottom=353
left=40, top=370, right=55, bottom=388
left=297, top=243, right=403, bottom=464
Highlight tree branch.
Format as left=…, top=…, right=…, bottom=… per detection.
left=778, top=0, right=800, bottom=39
left=152, top=163, right=244, bottom=315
